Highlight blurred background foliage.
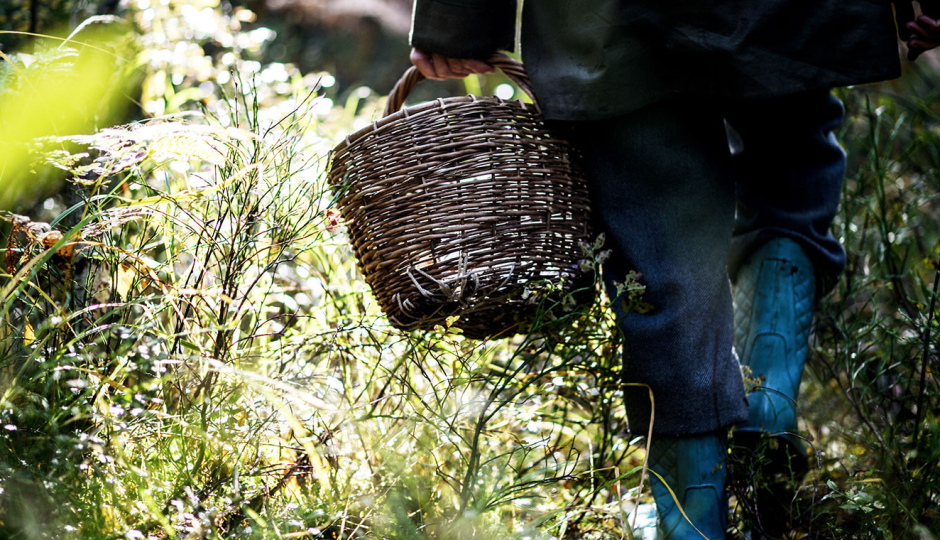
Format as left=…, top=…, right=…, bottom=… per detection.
left=0, top=1, right=939, bottom=539
left=0, top=15, right=138, bottom=214
left=0, top=0, right=102, bottom=53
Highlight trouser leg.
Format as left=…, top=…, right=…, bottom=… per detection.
left=560, top=99, right=749, bottom=436
left=726, top=89, right=847, bottom=294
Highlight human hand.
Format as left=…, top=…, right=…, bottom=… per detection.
left=409, top=48, right=495, bottom=80
left=896, top=1, right=940, bottom=60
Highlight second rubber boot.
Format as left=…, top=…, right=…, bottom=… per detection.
left=731, top=238, right=815, bottom=537
left=733, top=238, right=815, bottom=462
left=648, top=432, right=728, bottom=540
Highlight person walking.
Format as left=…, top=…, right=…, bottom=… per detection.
left=408, top=1, right=940, bottom=537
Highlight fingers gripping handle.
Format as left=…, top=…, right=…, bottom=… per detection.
left=382, top=53, right=540, bottom=117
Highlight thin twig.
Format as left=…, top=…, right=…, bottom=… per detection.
left=912, top=258, right=940, bottom=447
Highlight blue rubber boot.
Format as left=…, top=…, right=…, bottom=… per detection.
left=648, top=432, right=728, bottom=540
left=731, top=238, right=815, bottom=537
left=733, top=238, right=814, bottom=450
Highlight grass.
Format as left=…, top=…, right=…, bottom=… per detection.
left=1, top=3, right=940, bottom=539
left=0, top=92, right=637, bottom=538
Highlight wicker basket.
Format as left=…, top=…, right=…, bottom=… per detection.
left=328, top=54, right=593, bottom=339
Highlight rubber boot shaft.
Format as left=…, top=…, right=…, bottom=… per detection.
left=648, top=432, right=728, bottom=539
left=733, top=238, right=815, bottom=436
left=730, top=238, right=815, bottom=537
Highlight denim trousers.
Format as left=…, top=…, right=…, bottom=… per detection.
left=557, top=89, right=847, bottom=436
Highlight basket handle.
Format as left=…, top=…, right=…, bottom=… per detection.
left=383, top=52, right=540, bottom=117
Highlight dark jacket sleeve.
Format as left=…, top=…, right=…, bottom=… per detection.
left=410, top=0, right=517, bottom=58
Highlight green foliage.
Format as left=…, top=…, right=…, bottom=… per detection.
left=0, top=16, right=138, bottom=212
left=0, top=92, right=637, bottom=538
left=795, top=81, right=940, bottom=538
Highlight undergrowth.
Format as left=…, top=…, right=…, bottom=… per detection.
left=0, top=88, right=637, bottom=539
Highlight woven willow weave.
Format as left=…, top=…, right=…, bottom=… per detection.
left=328, top=54, right=592, bottom=339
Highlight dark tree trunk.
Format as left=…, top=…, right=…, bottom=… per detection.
left=29, top=0, right=38, bottom=34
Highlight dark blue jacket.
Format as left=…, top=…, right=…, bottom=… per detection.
left=411, top=0, right=902, bottom=120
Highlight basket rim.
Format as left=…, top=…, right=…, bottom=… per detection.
left=330, top=94, right=537, bottom=157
